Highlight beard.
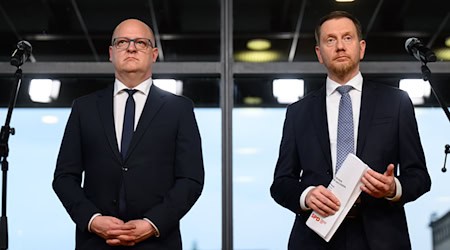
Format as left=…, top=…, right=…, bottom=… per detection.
left=328, top=58, right=358, bottom=79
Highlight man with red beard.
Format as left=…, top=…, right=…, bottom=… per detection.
left=271, top=11, right=430, bottom=250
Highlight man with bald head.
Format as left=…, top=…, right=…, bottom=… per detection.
left=53, top=19, right=204, bottom=249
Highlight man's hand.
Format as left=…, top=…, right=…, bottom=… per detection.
left=305, top=185, right=340, bottom=217
left=106, top=219, right=156, bottom=246
left=90, top=216, right=136, bottom=246
left=361, top=164, right=396, bottom=198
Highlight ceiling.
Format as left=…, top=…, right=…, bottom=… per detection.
left=0, top=0, right=449, bottom=108
left=0, top=0, right=449, bottom=62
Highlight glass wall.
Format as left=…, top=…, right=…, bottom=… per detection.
left=1, top=107, right=221, bottom=249
left=1, top=0, right=450, bottom=249
left=1, top=105, right=449, bottom=249
left=232, top=107, right=450, bottom=250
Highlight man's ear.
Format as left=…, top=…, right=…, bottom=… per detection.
left=315, top=46, right=323, bottom=64
left=109, top=46, right=113, bottom=62
left=359, top=40, right=366, bottom=60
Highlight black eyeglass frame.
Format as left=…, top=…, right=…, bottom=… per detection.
left=111, top=37, right=155, bottom=50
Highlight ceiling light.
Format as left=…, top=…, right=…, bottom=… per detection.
left=235, top=50, right=281, bottom=62
left=243, top=96, right=262, bottom=105
left=29, top=79, right=61, bottom=103
left=336, top=0, right=355, bottom=2
left=445, top=37, right=450, bottom=47
left=273, top=79, right=304, bottom=104
left=247, top=39, right=271, bottom=51
left=153, top=79, right=183, bottom=95
left=399, top=79, right=431, bottom=105
left=435, top=48, right=450, bottom=61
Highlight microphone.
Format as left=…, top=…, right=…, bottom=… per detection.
left=404, top=37, right=436, bottom=63
left=10, top=40, right=32, bottom=67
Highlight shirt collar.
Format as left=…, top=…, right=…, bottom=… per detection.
left=326, top=72, right=363, bottom=96
left=113, top=78, right=153, bottom=96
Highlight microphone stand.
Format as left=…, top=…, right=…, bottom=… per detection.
left=421, top=64, right=450, bottom=122
left=0, top=67, right=22, bottom=250
left=420, top=63, right=450, bottom=173
left=443, top=144, right=449, bottom=173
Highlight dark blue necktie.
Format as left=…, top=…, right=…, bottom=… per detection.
left=336, top=85, right=354, bottom=173
left=119, top=89, right=137, bottom=217
left=121, top=89, right=137, bottom=158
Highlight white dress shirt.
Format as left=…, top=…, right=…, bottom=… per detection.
left=88, top=78, right=160, bottom=237
left=113, top=78, right=152, bottom=151
left=326, top=73, right=362, bottom=174
left=300, top=72, right=401, bottom=210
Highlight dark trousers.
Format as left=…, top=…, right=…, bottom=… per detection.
left=327, top=217, right=370, bottom=250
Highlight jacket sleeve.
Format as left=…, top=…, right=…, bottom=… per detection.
left=270, top=105, right=304, bottom=214
left=396, top=91, right=431, bottom=204
left=52, top=100, right=100, bottom=232
left=142, top=100, right=205, bottom=236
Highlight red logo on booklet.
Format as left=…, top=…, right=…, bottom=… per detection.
left=311, top=213, right=327, bottom=224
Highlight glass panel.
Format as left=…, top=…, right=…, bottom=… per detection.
left=234, top=75, right=450, bottom=108
left=0, top=107, right=220, bottom=249
left=408, top=107, right=450, bottom=250
left=2, top=108, right=74, bottom=249
left=232, top=107, right=448, bottom=250
left=181, top=108, right=221, bottom=249
left=0, top=76, right=220, bottom=108
left=233, top=108, right=291, bottom=249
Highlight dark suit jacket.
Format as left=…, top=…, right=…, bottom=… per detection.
left=53, top=84, right=204, bottom=250
left=270, top=80, right=431, bottom=250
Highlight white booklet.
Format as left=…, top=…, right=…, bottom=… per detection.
left=305, top=153, right=369, bottom=242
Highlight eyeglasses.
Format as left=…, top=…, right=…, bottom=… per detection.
left=112, top=37, right=154, bottom=50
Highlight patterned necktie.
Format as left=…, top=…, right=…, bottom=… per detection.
left=119, top=89, right=137, bottom=217
left=336, top=85, right=354, bottom=172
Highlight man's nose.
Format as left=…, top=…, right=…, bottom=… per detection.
left=335, top=39, right=345, bottom=50
left=127, top=41, right=138, bottom=51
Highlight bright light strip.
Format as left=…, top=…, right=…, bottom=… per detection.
left=273, top=79, right=304, bottom=104
left=153, top=79, right=183, bottom=95
left=29, top=79, right=61, bottom=103
left=235, top=50, right=281, bottom=62
left=336, top=0, right=354, bottom=2
left=41, top=115, right=59, bottom=124
left=399, top=79, right=431, bottom=105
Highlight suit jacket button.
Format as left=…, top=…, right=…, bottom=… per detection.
left=326, top=170, right=331, bottom=175
left=112, top=199, right=117, bottom=204
left=122, top=167, right=128, bottom=171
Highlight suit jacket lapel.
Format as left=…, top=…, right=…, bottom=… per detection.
left=124, top=84, right=166, bottom=161
left=357, top=81, right=377, bottom=156
left=97, top=85, right=122, bottom=162
left=311, top=87, right=332, bottom=170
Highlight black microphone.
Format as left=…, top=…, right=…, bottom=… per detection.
left=404, top=37, right=436, bottom=63
left=10, top=40, right=32, bottom=67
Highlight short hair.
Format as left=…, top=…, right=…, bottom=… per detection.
left=314, top=11, right=363, bottom=45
